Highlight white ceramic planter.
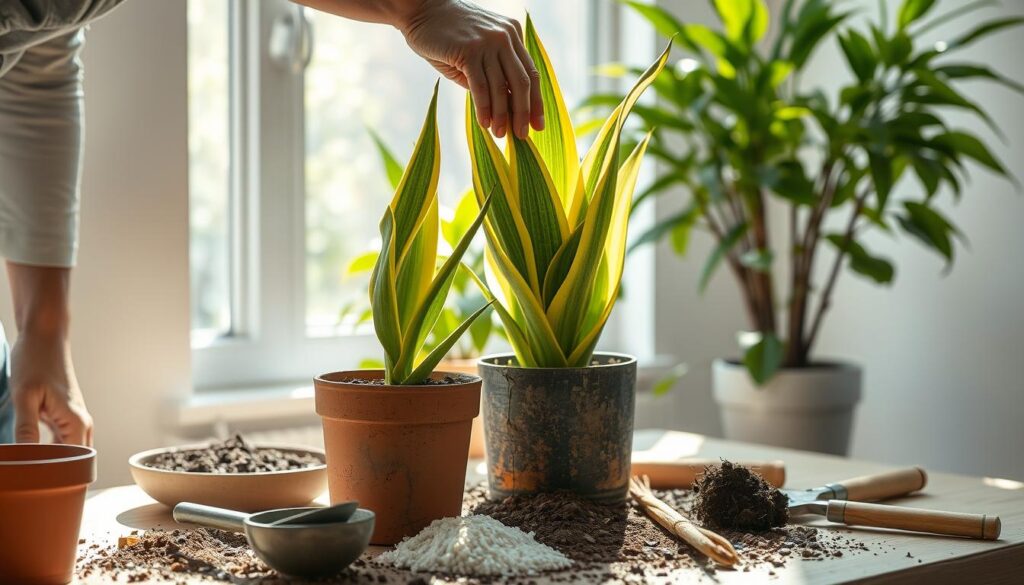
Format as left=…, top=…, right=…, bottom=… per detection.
left=712, top=359, right=862, bottom=455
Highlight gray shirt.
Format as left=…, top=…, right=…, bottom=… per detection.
left=0, top=0, right=124, bottom=267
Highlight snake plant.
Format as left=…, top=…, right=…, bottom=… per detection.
left=466, top=18, right=672, bottom=367
left=371, top=83, right=492, bottom=384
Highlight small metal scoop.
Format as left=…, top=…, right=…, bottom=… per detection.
left=173, top=501, right=374, bottom=579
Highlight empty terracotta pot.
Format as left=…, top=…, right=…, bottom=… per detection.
left=0, top=444, right=96, bottom=585
left=314, top=370, right=479, bottom=545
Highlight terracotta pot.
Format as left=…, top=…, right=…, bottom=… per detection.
left=438, top=358, right=486, bottom=459
left=478, top=353, right=637, bottom=503
left=0, top=444, right=96, bottom=585
left=314, top=370, right=480, bottom=545
left=713, top=359, right=862, bottom=455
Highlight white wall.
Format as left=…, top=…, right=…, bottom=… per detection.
left=654, top=0, right=1024, bottom=480
left=0, top=0, right=192, bottom=488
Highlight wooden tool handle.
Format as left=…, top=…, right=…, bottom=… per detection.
left=834, top=467, right=927, bottom=502
left=631, top=460, right=786, bottom=489
left=826, top=501, right=1001, bottom=540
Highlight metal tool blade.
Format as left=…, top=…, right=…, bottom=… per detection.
left=783, top=482, right=848, bottom=516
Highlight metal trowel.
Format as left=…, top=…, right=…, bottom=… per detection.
left=785, top=467, right=1000, bottom=540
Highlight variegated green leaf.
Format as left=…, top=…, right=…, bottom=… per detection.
left=466, top=97, right=540, bottom=292
left=402, top=300, right=494, bottom=384
left=524, top=15, right=579, bottom=210
left=370, top=209, right=402, bottom=380
left=508, top=135, right=568, bottom=281
left=390, top=83, right=441, bottom=262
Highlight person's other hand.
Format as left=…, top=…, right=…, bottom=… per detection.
left=12, top=332, right=92, bottom=446
left=395, top=0, right=544, bottom=139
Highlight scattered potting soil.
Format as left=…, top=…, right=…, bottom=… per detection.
left=691, top=459, right=789, bottom=531
left=345, top=374, right=476, bottom=386
left=144, top=434, right=322, bottom=473
left=466, top=482, right=867, bottom=578
left=77, top=481, right=871, bottom=584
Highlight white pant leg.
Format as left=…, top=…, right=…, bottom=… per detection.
left=0, top=29, right=84, bottom=267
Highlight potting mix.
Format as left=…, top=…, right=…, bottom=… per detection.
left=144, top=434, right=321, bottom=473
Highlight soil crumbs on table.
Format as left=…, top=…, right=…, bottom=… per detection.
left=77, top=483, right=868, bottom=584
left=691, top=459, right=789, bottom=531
left=144, top=434, right=322, bottom=473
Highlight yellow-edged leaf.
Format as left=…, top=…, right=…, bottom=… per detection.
left=508, top=134, right=569, bottom=280
left=463, top=263, right=538, bottom=366
left=524, top=14, right=579, bottom=211
left=569, top=133, right=652, bottom=364
left=392, top=195, right=492, bottom=380
left=548, top=44, right=670, bottom=356
left=394, top=196, right=438, bottom=330
left=466, top=96, right=540, bottom=293
left=403, top=300, right=493, bottom=384
left=484, top=240, right=567, bottom=366
left=390, top=83, right=441, bottom=262
left=370, top=209, right=402, bottom=378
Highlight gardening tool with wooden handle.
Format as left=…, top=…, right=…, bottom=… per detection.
left=629, top=475, right=739, bottom=566
left=791, top=500, right=1001, bottom=540
left=783, top=466, right=928, bottom=508
left=630, top=459, right=785, bottom=489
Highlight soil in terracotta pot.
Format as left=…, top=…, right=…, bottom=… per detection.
left=344, top=373, right=476, bottom=386
left=144, top=434, right=321, bottom=473
left=692, top=460, right=789, bottom=531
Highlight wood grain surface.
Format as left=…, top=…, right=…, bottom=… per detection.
left=73, top=430, right=1024, bottom=584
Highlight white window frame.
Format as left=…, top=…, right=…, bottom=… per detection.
left=191, top=0, right=655, bottom=391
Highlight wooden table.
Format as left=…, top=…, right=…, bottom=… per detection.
left=74, top=430, right=1024, bottom=584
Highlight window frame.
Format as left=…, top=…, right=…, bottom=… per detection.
left=190, top=0, right=654, bottom=390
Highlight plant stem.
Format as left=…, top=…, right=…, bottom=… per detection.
left=784, top=160, right=837, bottom=366
left=803, top=188, right=871, bottom=358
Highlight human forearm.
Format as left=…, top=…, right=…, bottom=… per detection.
left=290, top=0, right=543, bottom=139
left=7, top=262, right=70, bottom=341
left=290, top=0, right=426, bottom=30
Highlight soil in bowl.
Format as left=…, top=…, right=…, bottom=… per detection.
left=692, top=459, right=789, bottom=531
left=144, top=434, right=321, bottom=473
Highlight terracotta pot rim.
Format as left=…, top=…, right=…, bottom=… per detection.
left=0, top=443, right=95, bottom=467
left=478, top=351, right=637, bottom=371
left=315, top=369, right=482, bottom=388
left=128, top=443, right=326, bottom=477
left=0, top=444, right=96, bottom=489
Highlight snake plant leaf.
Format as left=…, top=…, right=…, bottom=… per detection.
left=466, top=24, right=670, bottom=366
left=484, top=238, right=568, bottom=366
left=403, top=300, right=494, bottom=384
left=547, top=45, right=671, bottom=353
left=368, top=128, right=405, bottom=190
left=370, top=208, right=401, bottom=371
left=462, top=264, right=538, bottom=366
left=567, top=133, right=652, bottom=365
left=466, top=97, right=540, bottom=292
left=392, top=195, right=493, bottom=381
left=508, top=135, right=569, bottom=280
left=390, top=84, right=441, bottom=329
left=524, top=14, right=579, bottom=209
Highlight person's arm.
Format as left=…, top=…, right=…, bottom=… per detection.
left=7, top=262, right=91, bottom=445
left=293, top=0, right=543, bottom=139
left=0, top=30, right=92, bottom=445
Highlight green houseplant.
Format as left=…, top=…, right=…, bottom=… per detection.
left=467, top=16, right=671, bottom=501
left=588, top=0, right=1021, bottom=453
left=344, top=137, right=507, bottom=457
left=314, top=85, right=491, bottom=544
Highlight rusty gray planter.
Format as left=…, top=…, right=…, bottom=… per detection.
left=478, top=352, right=637, bottom=502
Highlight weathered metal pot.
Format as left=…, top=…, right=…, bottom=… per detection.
left=478, top=352, right=637, bottom=502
